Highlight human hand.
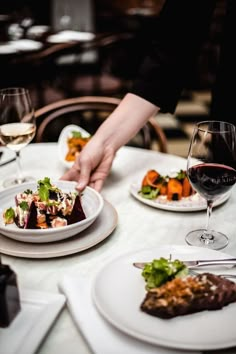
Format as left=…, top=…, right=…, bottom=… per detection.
left=60, top=138, right=115, bottom=192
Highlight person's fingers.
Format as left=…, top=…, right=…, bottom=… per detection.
left=60, top=169, right=77, bottom=181
left=60, top=161, right=80, bottom=181
left=89, top=178, right=104, bottom=192
left=75, top=156, right=93, bottom=191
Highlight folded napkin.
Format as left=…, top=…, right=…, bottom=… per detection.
left=59, top=276, right=200, bottom=354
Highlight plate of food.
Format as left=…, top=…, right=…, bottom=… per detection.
left=92, top=245, right=236, bottom=351
left=58, top=124, right=91, bottom=168
left=0, top=177, right=103, bottom=243
left=130, top=169, right=230, bottom=212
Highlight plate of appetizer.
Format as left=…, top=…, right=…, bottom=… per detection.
left=92, top=245, right=236, bottom=351
left=58, top=124, right=91, bottom=168
left=130, top=169, right=230, bottom=212
left=0, top=177, right=103, bottom=243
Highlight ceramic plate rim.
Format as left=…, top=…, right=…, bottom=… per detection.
left=0, top=180, right=103, bottom=243
left=58, top=124, right=91, bottom=168
left=130, top=183, right=230, bottom=212
left=92, top=245, right=236, bottom=351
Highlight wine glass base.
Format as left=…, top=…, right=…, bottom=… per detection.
left=2, top=176, right=35, bottom=188
left=185, top=229, right=228, bottom=250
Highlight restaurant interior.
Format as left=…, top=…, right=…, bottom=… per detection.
left=0, top=0, right=225, bottom=156
left=2, top=2, right=236, bottom=354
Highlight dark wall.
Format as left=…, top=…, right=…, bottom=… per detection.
left=0, top=0, right=52, bottom=25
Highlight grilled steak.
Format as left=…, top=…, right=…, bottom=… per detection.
left=141, top=273, right=236, bottom=319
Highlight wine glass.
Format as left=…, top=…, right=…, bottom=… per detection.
left=0, top=87, right=36, bottom=187
left=186, top=120, right=236, bottom=250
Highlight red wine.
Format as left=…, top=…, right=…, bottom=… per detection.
left=187, top=163, right=236, bottom=200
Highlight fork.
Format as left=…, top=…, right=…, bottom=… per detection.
left=189, top=269, right=236, bottom=279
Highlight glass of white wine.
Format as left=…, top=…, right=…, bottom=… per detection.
left=0, top=87, right=36, bottom=187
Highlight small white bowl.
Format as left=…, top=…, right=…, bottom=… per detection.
left=0, top=180, right=103, bottom=243
left=58, top=124, right=91, bottom=169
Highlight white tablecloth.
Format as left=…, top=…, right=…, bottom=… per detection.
left=1, top=143, right=236, bottom=354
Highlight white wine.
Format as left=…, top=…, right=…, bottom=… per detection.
left=0, top=123, right=36, bottom=152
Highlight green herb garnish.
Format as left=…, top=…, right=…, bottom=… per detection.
left=138, top=185, right=159, bottom=199
left=19, top=201, right=29, bottom=211
left=176, top=169, right=187, bottom=180
left=142, top=257, right=189, bottom=290
left=72, top=131, right=83, bottom=138
left=37, top=177, right=59, bottom=202
left=4, top=207, right=15, bottom=224
left=24, top=189, right=33, bottom=194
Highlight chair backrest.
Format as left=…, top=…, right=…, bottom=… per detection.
left=34, top=96, right=167, bottom=152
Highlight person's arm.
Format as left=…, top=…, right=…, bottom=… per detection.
left=61, top=93, right=159, bottom=191
left=94, top=93, right=159, bottom=151
left=61, top=0, right=216, bottom=191
left=131, top=0, right=216, bottom=113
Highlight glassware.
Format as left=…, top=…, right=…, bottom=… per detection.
left=186, top=120, right=236, bottom=250
left=0, top=87, right=36, bottom=187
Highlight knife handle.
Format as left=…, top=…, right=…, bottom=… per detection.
left=196, top=258, right=236, bottom=267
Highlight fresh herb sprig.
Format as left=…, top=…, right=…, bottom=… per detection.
left=142, top=257, right=189, bottom=290
left=37, top=177, right=59, bottom=202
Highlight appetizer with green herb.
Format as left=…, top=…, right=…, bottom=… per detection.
left=3, top=177, right=86, bottom=229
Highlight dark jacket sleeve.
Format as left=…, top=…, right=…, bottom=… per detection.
left=130, top=0, right=217, bottom=113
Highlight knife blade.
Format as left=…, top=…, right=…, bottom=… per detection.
left=133, top=258, right=236, bottom=269
left=0, top=156, right=16, bottom=167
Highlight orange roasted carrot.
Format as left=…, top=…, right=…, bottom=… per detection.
left=182, top=176, right=192, bottom=197
left=142, top=170, right=159, bottom=187
left=167, top=178, right=183, bottom=201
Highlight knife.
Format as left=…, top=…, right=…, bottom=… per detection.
left=0, top=157, right=16, bottom=167
left=133, top=258, right=236, bottom=269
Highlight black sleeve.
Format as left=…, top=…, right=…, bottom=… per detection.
left=130, top=0, right=217, bottom=113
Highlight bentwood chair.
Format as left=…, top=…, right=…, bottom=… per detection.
left=34, top=96, right=168, bottom=152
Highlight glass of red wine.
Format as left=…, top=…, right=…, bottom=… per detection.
left=186, top=120, right=236, bottom=250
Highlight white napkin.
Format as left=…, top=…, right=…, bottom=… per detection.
left=58, top=276, right=200, bottom=354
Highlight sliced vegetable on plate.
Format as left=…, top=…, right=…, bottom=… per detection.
left=58, top=124, right=91, bottom=168
left=139, top=169, right=194, bottom=201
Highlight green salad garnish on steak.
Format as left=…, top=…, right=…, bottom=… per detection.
left=142, top=257, right=189, bottom=290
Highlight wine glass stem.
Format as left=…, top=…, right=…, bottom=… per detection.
left=15, top=151, right=23, bottom=184
left=201, top=200, right=214, bottom=244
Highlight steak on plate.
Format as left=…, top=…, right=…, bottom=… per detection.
left=141, top=273, right=236, bottom=318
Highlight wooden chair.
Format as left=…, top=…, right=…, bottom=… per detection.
left=34, top=96, right=168, bottom=152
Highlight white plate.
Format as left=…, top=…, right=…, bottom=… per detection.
left=0, top=200, right=117, bottom=258
left=58, top=124, right=91, bottom=168
left=130, top=183, right=230, bottom=212
left=0, top=288, right=65, bottom=354
left=0, top=180, right=103, bottom=243
left=26, top=25, right=50, bottom=38
left=0, top=44, right=18, bottom=54
left=92, top=245, right=236, bottom=351
left=9, top=39, right=43, bottom=51
left=47, top=30, right=95, bottom=43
